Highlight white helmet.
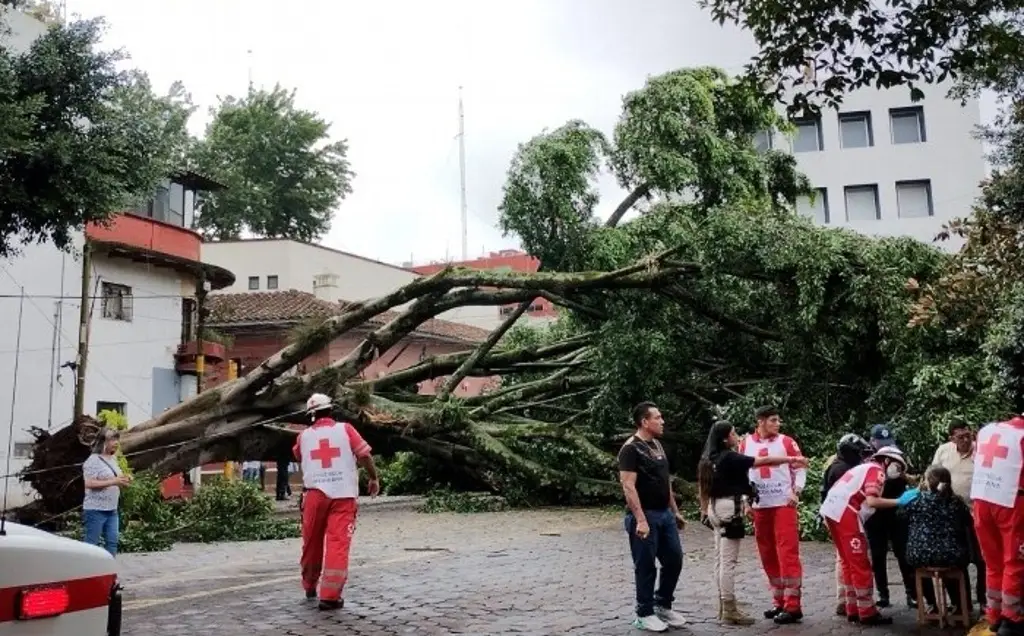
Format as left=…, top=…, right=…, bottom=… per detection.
left=871, top=446, right=907, bottom=470
left=305, top=393, right=333, bottom=414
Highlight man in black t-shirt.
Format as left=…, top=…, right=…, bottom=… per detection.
left=618, top=402, right=687, bottom=632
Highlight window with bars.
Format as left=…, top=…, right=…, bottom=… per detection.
left=101, top=282, right=133, bottom=321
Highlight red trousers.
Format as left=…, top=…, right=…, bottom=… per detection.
left=827, top=514, right=880, bottom=620
left=974, top=499, right=1024, bottom=626
left=300, top=489, right=358, bottom=602
left=753, top=506, right=803, bottom=612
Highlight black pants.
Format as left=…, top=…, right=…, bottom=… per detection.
left=276, top=459, right=291, bottom=499
left=865, top=510, right=915, bottom=601
left=967, top=521, right=987, bottom=609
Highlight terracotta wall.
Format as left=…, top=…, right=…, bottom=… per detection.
left=205, top=328, right=496, bottom=397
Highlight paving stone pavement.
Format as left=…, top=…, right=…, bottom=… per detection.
left=115, top=507, right=966, bottom=636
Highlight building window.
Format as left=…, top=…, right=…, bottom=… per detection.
left=181, top=298, right=197, bottom=343
left=792, top=117, right=823, bottom=152
left=844, top=184, right=881, bottom=221
left=96, top=401, right=126, bottom=416
left=896, top=180, right=934, bottom=218
left=167, top=182, right=185, bottom=227
left=13, top=442, right=33, bottom=459
left=267, top=275, right=279, bottom=290
left=248, top=276, right=260, bottom=290
left=796, top=187, right=829, bottom=223
left=890, top=106, right=926, bottom=144
left=839, top=111, right=873, bottom=148
left=529, top=303, right=544, bottom=312
left=753, top=130, right=773, bottom=152
left=101, top=282, right=133, bottom=321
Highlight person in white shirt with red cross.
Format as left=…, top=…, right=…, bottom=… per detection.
left=970, top=416, right=1024, bottom=636
left=293, top=393, right=380, bottom=611
left=739, top=405, right=806, bottom=624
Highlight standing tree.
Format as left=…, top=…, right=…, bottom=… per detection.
left=0, top=16, right=194, bottom=257
left=189, top=85, right=354, bottom=242
left=699, top=0, right=1024, bottom=110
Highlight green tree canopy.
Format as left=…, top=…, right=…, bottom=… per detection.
left=498, top=67, right=809, bottom=271
left=0, top=16, right=193, bottom=257
left=189, top=84, right=355, bottom=242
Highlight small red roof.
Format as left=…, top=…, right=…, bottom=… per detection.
left=207, top=290, right=489, bottom=344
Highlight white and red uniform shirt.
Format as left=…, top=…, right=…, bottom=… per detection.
left=292, top=418, right=372, bottom=500
left=740, top=432, right=807, bottom=509
left=820, top=461, right=884, bottom=524
left=970, top=417, right=1024, bottom=509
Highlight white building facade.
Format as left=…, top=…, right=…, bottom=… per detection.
left=759, top=82, right=985, bottom=250
left=203, top=239, right=504, bottom=330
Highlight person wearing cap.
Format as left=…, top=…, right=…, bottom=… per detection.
left=821, top=434, right=873, bottom=616
left=739, top=405, right=806, bottom=624
left=293, top=392, right=380, bottom=610
left=821, top=446, right=907, bottom=626
left=969, top=415, right=1024, bottom=636
left=865, top=424, right=916, bottom=609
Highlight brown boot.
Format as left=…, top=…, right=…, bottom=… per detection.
left=721, top=599, right=755, bottom=626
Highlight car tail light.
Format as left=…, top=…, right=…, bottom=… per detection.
left=18, top=585, right=70, bottom=620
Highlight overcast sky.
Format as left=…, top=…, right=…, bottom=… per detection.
left=63, top=0, right=761, bottom=266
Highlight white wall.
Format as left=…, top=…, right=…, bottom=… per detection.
left=204, top=240, right=504, bottom=329
left=781, top=82, right=984, bottom=251
left=0, top=235, right=189, bottom=507
left=1, top=5, right=48, bottom=55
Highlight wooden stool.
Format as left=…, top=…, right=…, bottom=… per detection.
left=914, top=567, right=971, bottom=628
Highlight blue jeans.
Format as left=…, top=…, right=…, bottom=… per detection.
left=83, top=509, right=119, bottom=556
left=625, top=509, right=683, bottom=617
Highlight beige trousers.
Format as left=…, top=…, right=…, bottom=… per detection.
left=707, top=497, right=744, bottom=602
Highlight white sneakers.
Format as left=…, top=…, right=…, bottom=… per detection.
left=632, top=607, right=687, bottom=631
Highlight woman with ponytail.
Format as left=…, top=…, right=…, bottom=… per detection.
left=899, top=465, right=973, bottom=612
left=698, top=421, right=806, bottom=626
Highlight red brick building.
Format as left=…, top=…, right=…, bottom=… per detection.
left=409, top=249, right=557, bottom=319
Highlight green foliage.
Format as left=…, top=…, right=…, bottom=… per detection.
left=63, top=474, right=299, bottom=553
left=419, top=489, right=509, bottom=514
left=985, top=285, right=1024, bottom=415
left=498, top=67, right=809, bottom=272
left=0, top=17, right=194, bottom=257
left=95, top=409, right=131, bottom=476
left=699, top=0, right=1024, bottom=112
left=190, top=84, right=354, bottom=242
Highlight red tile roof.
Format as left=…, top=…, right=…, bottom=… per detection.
left=207, top=290, right=489, bottom=344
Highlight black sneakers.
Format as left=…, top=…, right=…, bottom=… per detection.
left=773, top=611, right=803, bottom=625
left=318, top=599, right=344, bottom=611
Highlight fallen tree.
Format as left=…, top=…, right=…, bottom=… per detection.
left=17, top=66, right=962, bottom=520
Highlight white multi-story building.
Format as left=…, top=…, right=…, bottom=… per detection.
left=759, top=82, right=985, bottom=250
left=203, top=239, right=505, bottom=330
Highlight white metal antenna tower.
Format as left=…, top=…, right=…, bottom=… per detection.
left=457, top=86, right=468, bottom=261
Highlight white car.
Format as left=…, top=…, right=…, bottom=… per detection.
left=0, top=520, right=122, bottom=635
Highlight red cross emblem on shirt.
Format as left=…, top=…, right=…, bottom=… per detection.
left=978, top=433, right=1010, bottom=469
left=309, top=438, right=342, bottom=469
left=757, top=447, right=773, bottom=478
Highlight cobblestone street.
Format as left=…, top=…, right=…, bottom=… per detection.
left=116, top=505, right=955, bottom=636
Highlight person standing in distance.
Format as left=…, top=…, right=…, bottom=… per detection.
left=969, top=416, right=1024, bottom=636
left=293, top=392, right=380, bottom=611
left=739, top=405, right=806, bottom=624
left=618, top=402, right=687, bottom=632
left=865, top=424, right=916, bottom=609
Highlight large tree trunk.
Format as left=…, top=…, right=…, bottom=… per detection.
left=20, top=255, right=709, bottom=519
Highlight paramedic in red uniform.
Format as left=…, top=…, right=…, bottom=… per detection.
left=970, top=416, right=1024, bottom=636
left=820, top=446, right=905, bottom=626
left=739, top=405, right=806, bottom=624
left=293, top=392, right=380, bottom=610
